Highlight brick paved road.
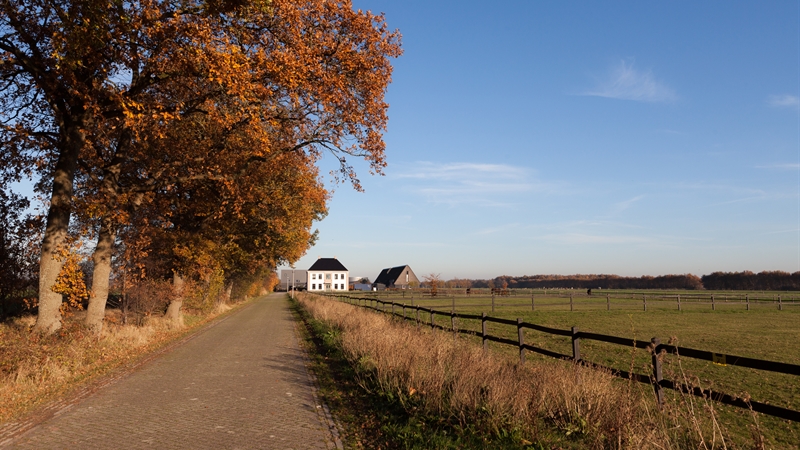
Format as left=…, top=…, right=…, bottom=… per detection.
left=4, top=294, right=339, bottom=449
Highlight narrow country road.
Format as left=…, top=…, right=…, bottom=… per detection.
left=4, top=293, right=339, bottom=449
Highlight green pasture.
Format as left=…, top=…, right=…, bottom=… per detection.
left=332, top=290, right=800, bottom=447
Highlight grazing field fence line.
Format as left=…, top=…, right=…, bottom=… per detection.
left=323, top=293, right=800, bottom=423
left=348, top=289, right=800, bottom=312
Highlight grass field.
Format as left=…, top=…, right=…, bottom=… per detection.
left=333, top=290, right=800, bottom=448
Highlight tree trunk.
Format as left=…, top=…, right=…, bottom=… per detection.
left=221, top=280, right=233, bottom=305
left=84, top=138, right=128, bottom=334
left=34, top=120, right=85, bottom=334
left=165, top=272, right=185, bottom=325
left=85, top=220, right=116, bottom=334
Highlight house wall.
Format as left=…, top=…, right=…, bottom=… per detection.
left=307, top=270, right=350, bottom=292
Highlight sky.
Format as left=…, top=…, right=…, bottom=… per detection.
left=281, top=1, right=800, bottom=281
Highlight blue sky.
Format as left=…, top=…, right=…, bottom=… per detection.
left=283, top=1, right=800, bottom=281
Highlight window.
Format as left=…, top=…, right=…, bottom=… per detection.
left=326, top=273, right=331, bottom=280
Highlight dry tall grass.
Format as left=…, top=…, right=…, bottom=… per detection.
left=298, top=293, right=754, bottom=449
left=0, top=305, right=229, bottom=425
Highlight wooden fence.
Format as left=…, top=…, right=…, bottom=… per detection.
left=325, top=293, right=800, bottom=423
left=348, top=290, right=799, bottom=313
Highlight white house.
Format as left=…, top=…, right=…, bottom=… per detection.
left=307, top=257, right=349, bottom=292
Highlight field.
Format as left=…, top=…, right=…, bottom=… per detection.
left=334, top=289, right=800, bottom=448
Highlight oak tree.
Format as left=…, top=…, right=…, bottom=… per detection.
left=1, top=0, right=400, bottom=332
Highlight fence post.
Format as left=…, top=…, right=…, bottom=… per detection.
left=746, top=294, right=750, bottom=311
left=517, top=318, right=525, bottom=365
left=481, top=312, right=488, bottom=351
left=491, top=292, right=495, bottom=313
left=712, top=294, right=716, bottom=311
left=677, top=294, right=681, bottom=311
left=571, top=326, right=581, bottom=363
left=607, top=293, right=610, bottom=311
left=451, top=312, right=457, bottom=337
left=391, top=302, right=395, bottom=316
left=430, top=310, right=435, bottom=331
left=779, top=295, right=783, bottom=311
left=651, top=337, right=664, bottom=408
left=643, top=294, right=647, bottom=311
left=570, top=292, right=574, bottom=311
left=416, top=306, right=420, bottom=330
left=531, top=293, right=535, bottom=311
left=402, top=304, right=405, bottom=320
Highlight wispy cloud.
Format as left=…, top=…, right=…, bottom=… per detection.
left=611, top=195, right=645, bottom=214
left=581, top=60, right=677, bottom=103
left=396, top=162, right=527, bottom=181
left=394, top=162, right=552, bottom=206
left=536, top=233, right=650, bottom=245
left=768, top=94, right=800, bottom=108
left=756, top=163, right=800, bottom=170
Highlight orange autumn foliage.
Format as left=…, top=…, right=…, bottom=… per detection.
left=2, top=0, right=401, bottom=331
left=51, top=249, right=88, bottom=316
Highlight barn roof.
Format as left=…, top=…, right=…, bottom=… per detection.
left=374, top=265, right=410, bottom=286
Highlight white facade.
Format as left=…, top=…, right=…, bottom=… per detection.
left=307, top=270, right=350, bottom=292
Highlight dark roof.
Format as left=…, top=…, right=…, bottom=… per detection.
left=308, top=258, right=348, bottom=271
left=373, top=265, right=409, bottom=286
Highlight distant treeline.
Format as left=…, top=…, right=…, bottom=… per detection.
left=464, top=271, right=800, bottom=291
left=700, top=271, right=800, bottom=291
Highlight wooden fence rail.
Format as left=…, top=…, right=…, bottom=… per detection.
left=345, top=290, right=799, bottom=313
left=364, top=288, right=800, bottom=304
left=325, top=293, right=800, bottom=423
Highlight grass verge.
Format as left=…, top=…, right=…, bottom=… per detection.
left=295, top=293, right=772, bottom=449
left=290, top=295, right=543, bottom=449
left=339, top=292, right=800, bottom=448
left=0, top=298, right=253, bottom=428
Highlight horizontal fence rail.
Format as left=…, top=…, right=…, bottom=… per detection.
left=346, top=288, right=800, bottom=313
left=324, top=293, right=800, bottom=423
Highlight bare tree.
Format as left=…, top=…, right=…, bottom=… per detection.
left=423, top=273, right=442, bottom=297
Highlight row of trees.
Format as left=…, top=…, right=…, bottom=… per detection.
left=700, top=271, right=800, bottom=291
left=485, top=274, right=704, bottom=290
left=0, top=0, right=401, bottom=332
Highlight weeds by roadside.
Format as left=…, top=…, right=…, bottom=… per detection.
left=0, top=300, right=248, bottom=425
left=295, top=293, right=769, bottom=449
left=291, top=296, right=538, bottom=449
